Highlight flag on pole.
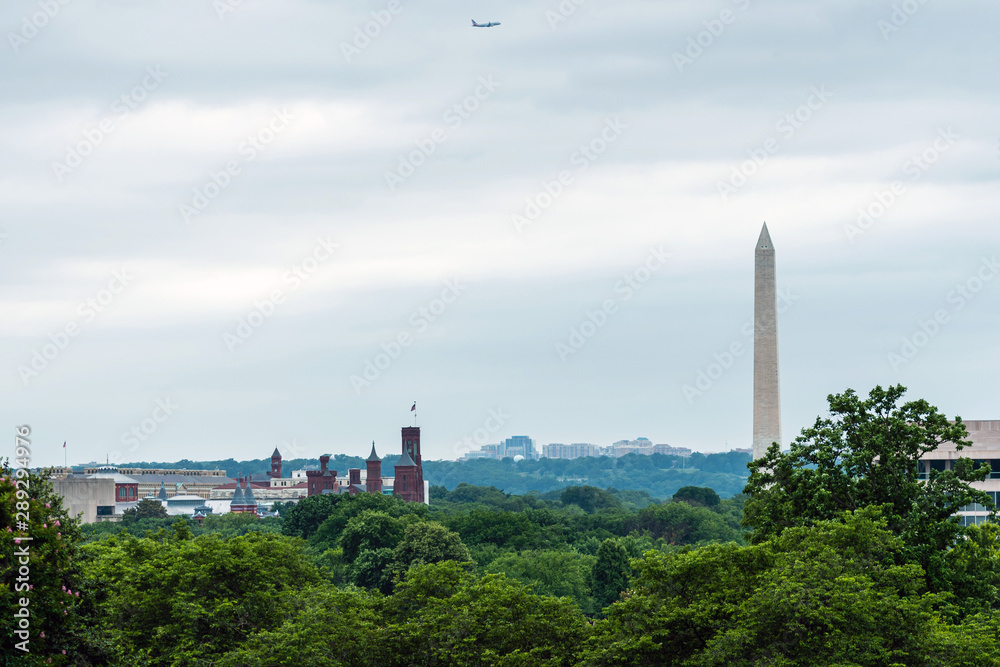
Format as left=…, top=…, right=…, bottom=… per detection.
left=63, top=441, right=66, bottom=448
left=411, top=402, right=416, bottom=412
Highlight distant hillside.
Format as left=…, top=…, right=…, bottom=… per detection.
left=425, top=452, right=750, bottom=499
left=109, top=451, right=750, bottom=499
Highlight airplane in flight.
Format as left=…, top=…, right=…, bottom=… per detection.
left=471, top=19, right=501, bottom=27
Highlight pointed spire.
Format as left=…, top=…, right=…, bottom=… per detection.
left=367, top=442, right=381, bottom=462
left=756, top=222, right=773, bottom=251
left=158, top=481, right=168, bottom=501
left=243, top=481, right=257, bottom=504
left=272, top=447, right=281, bottom=458
left=396, top=449, right=416, bottom=467
left=230, top=480, right=245, bottom=506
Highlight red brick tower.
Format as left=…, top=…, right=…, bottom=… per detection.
left=269, top=447, right=282, bottom=479
left=366, top=442, right=383, bottom=494
left=306, top=454, right=338, bottom=496
left=347, top=468, right=362, bottom=494
left=401, top=426, right=423, bottom=498
left=396, top=427, right=424, bottom=503
left=392, top=448, right=421, bottom=502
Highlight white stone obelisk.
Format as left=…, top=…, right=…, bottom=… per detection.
left=753, top=223, right=781, bottom=460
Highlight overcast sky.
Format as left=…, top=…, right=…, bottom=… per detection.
left=3, top=0, right=998, bottom=468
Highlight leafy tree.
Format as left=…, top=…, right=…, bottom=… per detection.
left=84, top=531, right=322, bottom=665
left=445, top=509, right=543, bottom=550
left=939, top=522, right=1000, bottom=615
left=81, top=511, right=281, bottom=542
left=486, top=550, right=597, bottom=614
left=308, top=493, right=426, bottom=551
left=216, top=586, right=382, bottom=667
left=280, top=493, right=341, bottom=539
left=685, top=450, right=752, bottom=475
left=0, top=461, right=95, bottom=665
left=582, top=508, right=1000, bottom=667
left=629, top=501, right=740, bottom=545
left=713, top=493, right=747, bottom=533
left=671, top=486, right=720, bottom=507
left=467, top=542, right=507, bottom=570
left=121, top=497, right=167, bottom=524
left=270, top=500, right=294, bottom=517
left=560, top=486, right=622, bottom=514
left=447, top=482, right=510, bottom=505
left=383, top=561, right=590, bottom=666
left=350, top=547, right=397, bottom=594
left=574, top=536, right=605, bottom=557
left=591, top=539, right=632, bottom=613
left=339, top=510, right=406, bottom=562
left=197, top=512, right=282, bottom=538
left=82, top=515, right=176, bottom=541
left=605, top=487, right=659, bottom=510
left=169, top=516, right=193, bottom=540
left=743, top=385, right=991, bottom=594
left=392, top=521, right=471, bottom=577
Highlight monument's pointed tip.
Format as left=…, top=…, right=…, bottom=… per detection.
left=756, top=222, right=773, bottom=250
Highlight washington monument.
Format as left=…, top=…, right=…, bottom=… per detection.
left=753, top=222, right=781, bottom=460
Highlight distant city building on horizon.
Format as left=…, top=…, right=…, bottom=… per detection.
left=610, top=438, right=693, bottom=458
left=461, top=435, right=539, bottom=461
left=463, top=436, right=692, bottom=461
left=543, top=443, right=602, bottom=460
left=502, top=435, right=538, bottom=460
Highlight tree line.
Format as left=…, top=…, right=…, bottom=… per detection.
left=4, top=385, right=1000, bottom=665
left=106, top=449, right=753, bottom=500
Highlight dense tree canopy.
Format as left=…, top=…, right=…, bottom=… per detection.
left=382, top=561, right=590, bottom=667
left=583, top=508, right=1000, bottom=666
left=486, top=549, right=597, bottom=614
left=120, top=498, right=167, bottom=524
left=591, top=539, right=632, bottom=613
left=18, top=385, right=1000, bottom=665
left=744, top=384, right=993, bottom=598
left=83, top=528, right=322, bottom=666
left=339, top=510, right=406, bottom=561
left=671, top=486, right=720, bottom=507
left=286, top=491, right=426, bottom=549
left=560, top=486, right=623, bottom=514
left=392, top=521, right=471, bottom=572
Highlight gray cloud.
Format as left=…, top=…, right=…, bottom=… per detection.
left=3, top=0, right=998, bottom=466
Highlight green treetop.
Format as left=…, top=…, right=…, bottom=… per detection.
left=743, top=384, right=992, bottom=597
